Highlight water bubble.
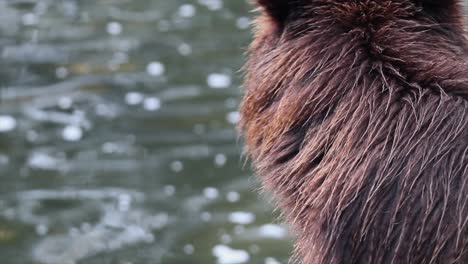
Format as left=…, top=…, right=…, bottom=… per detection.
left=259, top=224, right=287, bottom=239
left=151, top=213, right=170, bottom=230
left=126, top=226, right=154, bottom=246
left=203, top=187, right=219, bottom=200
left=57, top=97, right=73, bottom=109
left=212, top=245, right=250, bottom=264
left=62, top=125, right=83, bottom=141
left=28, top=152, right=59, bottom=170
left=178, top=43, right=192, bottom=56
left=96, top=104, right=118, bottom=118
left=236, top=17, right=250, bottom=30
left=170, top=160, right=184, bottom=172
left=22, top=13, right=39, bottom=26
left=220, top=233, right=232, bottom=244
left=0, top=115, right=16, bottom=132
left=226, top=192, right=240, bottom=203
left=214, top=153, right=227, bottom=167
left=200, top=212, right=212, bottom=222
left=36, top=224, right=48, bottom=236
left=265, top=257, right=281, bottom=264
left=102, top=142, right=120, bottom=154
left=208, top=73, right=232, bottom=89
left=226, top=111, right=240, bottom=124
left=107, top=21, right=122, bottom=35
left=228, top=212, right=255, bottom=225
left=55, top=67, right=69, bottom=79
left=0, top=154, right=9, bottom=166
left=234, top=225, right=245, bottom=235
left=143, top=97, right=161, bottom=111
left=249, top=244, right=260, bottom=254
left=164, top=185, right=176, bottom=196
left=146, top=62, right=165, bottom=76
left=125, top=92, right=144, bottom=105
left=199, top=0, right=223, bottom=11
left=183, top=244, right=195, bottom=255
left=118, top=194, right=132, bottom=212
left=178, top=4, right=196, bottom=18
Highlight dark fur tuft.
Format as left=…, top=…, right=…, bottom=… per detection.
left=240, top=0, right=468, bottom=263
left=255, top=0, right=290, bottom=24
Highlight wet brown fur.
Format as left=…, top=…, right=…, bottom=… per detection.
left=239, top=0, right=468, bottom=263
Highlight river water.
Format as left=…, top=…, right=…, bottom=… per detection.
left=0, top=0, right=292, bottom=263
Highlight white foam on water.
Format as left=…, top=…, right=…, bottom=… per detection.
left=0, top=154, right=9, bottom=166
left=236, top=17, right=250, bottom=30
left=17, top=189, right=166, bottom=264
left=36, top=224, right=49, bottom=236
left=22, top=13, right=39, bottom=26
left=143, top=97, right=161, bottom=111
left=170, top=160, right=184, bottom=172
left=106, top=21, right=122, bottom=35
left=212, top=245, right=250, bottom=264
left=207, top=73, right=231, bottom=89
left=146, top=61, right=165, bottom=76
left=62, top=125, right=83, bottom=142
left=226, top=192, right=240, bottom=203
left=125, top=92, right=144, bottom=105
left=164, top=185, right=176, bottom=196
left=57, top=97, right=73, bottom=109
left=228, top=212, right=255, bottom=225
left=183, top=244, right=195, bottom=255
left=28, top=152, right=62, bottom=170
left=214, top=153, right=227, bottom=167
left=178, top=43, right=192, bottom=56
left=265, top=257, right=282, bottom=264
left=55, top=67, right=69, bottom=79
left=203, top=187, right=219, bottom=200
left=200, top=211, right=212, bottom=222
left=117, top=193, right=132, bottom=212
left=226, top=111, right=240, bottom=124
left=198, top=0, right=223, bottom=11
left=178, top=4, right=196, bottom=18
left=0, top=115, right=17, bottom=132
left=258, top=224, right=288, bottom=239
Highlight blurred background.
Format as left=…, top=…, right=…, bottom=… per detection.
left=0, top=0, right=293, bottom=263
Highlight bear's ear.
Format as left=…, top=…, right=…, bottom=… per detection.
left=255, top=0, right=290, bottom=24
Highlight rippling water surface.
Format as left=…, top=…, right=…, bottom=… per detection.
left=0, top=0, right=293, bottom=263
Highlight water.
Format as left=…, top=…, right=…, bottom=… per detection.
left=0, top=0, right=293, bottom=263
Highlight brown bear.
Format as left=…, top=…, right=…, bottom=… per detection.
left=239, top=0, right=468, bottom=263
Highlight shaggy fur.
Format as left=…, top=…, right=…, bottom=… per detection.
left=239, top=0, right=468, bottom=263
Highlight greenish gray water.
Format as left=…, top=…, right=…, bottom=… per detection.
left=0, top=1, right=292, bottom=263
